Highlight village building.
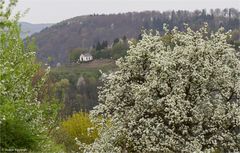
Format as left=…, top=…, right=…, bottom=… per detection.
left=79, top=53, right=93, bottom=62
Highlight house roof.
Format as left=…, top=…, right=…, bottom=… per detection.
left=81, top=53, right=92, bottom=57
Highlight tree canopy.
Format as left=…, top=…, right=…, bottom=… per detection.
left=83, top=24, right=240, bottom=152
left=0, top=1, right=61, bottom=152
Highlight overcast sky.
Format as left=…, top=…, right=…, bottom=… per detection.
left=16, top=0, right=240, bottom=24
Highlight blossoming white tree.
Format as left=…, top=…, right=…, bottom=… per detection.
left=83, top=24, right=240, bottom=152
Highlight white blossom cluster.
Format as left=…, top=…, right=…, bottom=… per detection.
left=83, top=24, right=240, bottom=152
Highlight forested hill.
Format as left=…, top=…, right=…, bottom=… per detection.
left=32, top=9, right=240, bottom=64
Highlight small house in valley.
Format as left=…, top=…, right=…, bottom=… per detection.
left=79, top=53, right=93, bottom=62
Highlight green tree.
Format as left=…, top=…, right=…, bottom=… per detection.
left=55, top=78, right=70, bottom=102
left=69, top=48, right=86, bottom=63
left=0, top=1, right=62, bottom=152
left=84, top=24, right=240, bottom=152
left=113, top=38, right=120, bottom=46
left=54, top=112, right=98, bottom=152
left=111, top=41, right=128, bottom=59
left=96, top=41, right=102, bottom=51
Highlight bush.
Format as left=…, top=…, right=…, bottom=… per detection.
left=0, top=118, right=38, bottom=150
left=69, top=48, right=86, bottom=63
left=54, top=112, right=98, bottom=152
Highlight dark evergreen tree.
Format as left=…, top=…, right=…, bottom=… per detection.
left=96, top=41, right=102, bottom=51
left=113, top=38, right=120, bottom=46
left=101, top=40, right=108, bottom=49
left=122, top=35, right=127, bottom=43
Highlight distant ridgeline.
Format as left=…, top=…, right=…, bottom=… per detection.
left=20, top=22, right=53, bottom=38
left=30, top=9, right=240, bottom=65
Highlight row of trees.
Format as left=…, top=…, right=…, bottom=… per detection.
left=143, top=9, right=239, bottom=32
left=90, top=8, right=239, bottom=19
left=69, top=36, right=130, bottom=62
left=92, top=36, right=129, bottom=59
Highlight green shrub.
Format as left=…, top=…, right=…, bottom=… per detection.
left=53, top=112, right=98, bottom=152
left=0, top=118, right=38, bottom=150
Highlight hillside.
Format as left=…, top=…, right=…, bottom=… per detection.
left=20, top=22, right=53, bottom=38
left=31, top=9, right=240, bottom=65
left=50, top=59, right=116, bottom=115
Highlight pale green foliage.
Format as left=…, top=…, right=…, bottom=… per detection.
left=55, top=112, right=98, bottom=152
left=84, top=24, right=240, bottom=152
left=0, top=1, right=62, bottom=152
